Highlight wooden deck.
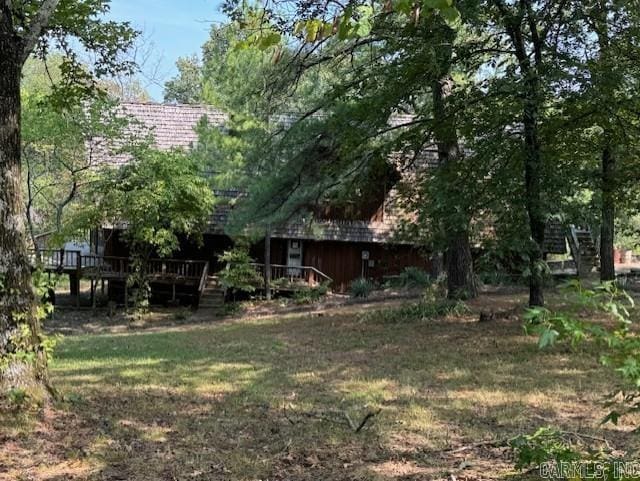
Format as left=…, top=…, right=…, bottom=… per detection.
left=30, top=249, right=210, bottom=308
left=30, top=249, right=208, bottom=284
left=29, top=250, right=332, bottom=307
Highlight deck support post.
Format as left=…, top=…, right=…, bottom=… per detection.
left=172, top=283, right=176, bottom=303
left=124, top=283, right=128, bottom=314
left=69, top=272, right=80, bottom=307
left=91, top=278, right=96, bottom=312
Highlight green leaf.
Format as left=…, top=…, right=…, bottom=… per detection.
left=424, top=0, right=453, bottom=9
left=394, top=0, right=413, bottom=15
left=538, top=327, right=559, bottom=348
left=440, top=6, right=461, bottom=24
left=305, top=20, right=321, bottom=42
left=257, top=32, right=281, bottom=49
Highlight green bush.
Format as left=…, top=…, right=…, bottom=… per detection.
left=396, top=267, right=432, bottom=288
left=223, top=302, right=243, bottom=316
left=293, top=282, right=330, bottom=304
left=6, top=388, right=29, bottom=410
left=218, top=242, right=262, bottom=294
left=358, top=299, right=469, bottom=323
left=509, top=427, right=582, bottom=471
left=511, top=281, right=639, bottom=475
left=350, top=277, right=374, bottom=298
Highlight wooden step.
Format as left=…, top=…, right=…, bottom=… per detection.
left=199, top=274, right=225, bottom=311
left=203, top=285, right=224, bottom=291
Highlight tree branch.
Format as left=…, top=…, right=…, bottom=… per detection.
left=21, top=0, right=60, bottom=64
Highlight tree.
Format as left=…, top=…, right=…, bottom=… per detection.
left=164, top=54, right=203, bottom=104
left=220, top=0, right=640, bottom=306
left=75, top=148, right=214, bottom=308
left=0, top=0, right=136, bottom=392
left=21, top=58, right=130, bottom=247
left=576, top=1, right=640, bottom=281
left=220, top=1, right=480, bottom=299
left=189, top=21, right=336, bottom=297
left=80, top=148, right=215, bottom=259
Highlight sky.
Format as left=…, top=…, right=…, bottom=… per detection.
left=106, top=0, right=226, bottom=100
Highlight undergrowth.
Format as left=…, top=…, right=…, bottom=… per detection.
left=358, top=298, right=469, bottom=323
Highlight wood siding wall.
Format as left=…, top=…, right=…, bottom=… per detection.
left=102, top=229, right=430, bottom=293
left=302, top=240, right=430, bottom=292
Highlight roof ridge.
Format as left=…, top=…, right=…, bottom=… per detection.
left=120, top=101, right=226, bottom=111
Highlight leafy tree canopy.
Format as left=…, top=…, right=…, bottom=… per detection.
left=77, top=149, right=215, bottom=258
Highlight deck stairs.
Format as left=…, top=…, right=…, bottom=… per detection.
left=544, top=222, right=599, bottom=278
left=570, top=226, right=599, bottom=277
left=198, top=275, right=226, bottom=313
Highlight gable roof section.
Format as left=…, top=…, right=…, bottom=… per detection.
left=95, top=102, right=425, bottom=245
left=92, top=102, right=227, bottom=167
left=121, top=102, right=227, bottom=150
left=209, top=190, right=410, bottom=244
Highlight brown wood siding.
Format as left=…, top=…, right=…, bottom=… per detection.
left=250, top=238, right=287, bottom=266
left=303, top=240, right=430, bottom=293
left=102, top=229, right=430, bottom=293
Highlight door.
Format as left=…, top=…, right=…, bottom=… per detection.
left=287, top=239, right=303, bottom=278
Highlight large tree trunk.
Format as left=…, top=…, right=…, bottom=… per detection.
left=522, top=83, right=545, bottom=307
left=264, top=227, right=271, bottom=300
left=505, top=5, right=546, bottom=307
left=595, top=3, right=616, bottom=283
left=432, top=78, right=477, bottom=300
left=0, top=37, right=47, bottom=390
left=600, top=143, right=616, bottom=281
left=446, top=230, right=476, bottom=299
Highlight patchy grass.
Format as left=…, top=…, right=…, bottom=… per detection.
left=1, top=289, right=637, bottom=480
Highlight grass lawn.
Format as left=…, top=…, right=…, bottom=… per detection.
left=1, top=290, right=637, bottom=480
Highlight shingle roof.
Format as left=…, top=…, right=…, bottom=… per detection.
left=91, top=102, right=227, bottom=166
left=121, top=102, right=227, bottom=150
left=272, top=220, right=400, bottom=244
left=95, top=103, right=420, bottom=245
left=207, top=190, right=411, bottom=244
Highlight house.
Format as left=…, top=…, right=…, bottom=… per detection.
left=90, top=102, right=431, bottom=300
left=30, top=102, right=601, bottom=306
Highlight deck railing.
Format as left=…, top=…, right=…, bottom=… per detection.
left=29, top=249, right=81, bottom=271
left=250, top=263, right=332, bottom=286
left=29, top=249, right=208, bottom=283
left=198, top=261, right=210, bottom=295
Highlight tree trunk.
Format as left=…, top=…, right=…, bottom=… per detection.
left=594, top=3, right=616, bottom=283
left=446, top=230, right=477, bottom=299
left=600, top=143, right=615, bottom=281
left=0, top=36, right=47, bottom=390
left=506, top=9, right=546, bottom=307
left=264, top=227, right=271, bottom=300
left=432, top=78, right=477, bottom=300
left=522, top=84, right=545, bottom=307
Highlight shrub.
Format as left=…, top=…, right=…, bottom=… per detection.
left=511, top=281, right=638, bottom=475
left=6, top=388, right=29, bottom=410
left=509, top=427, right=582, bottom=471
left=223, top=302, right=243, bottom=316
left=359, top=298, right=469, bottom=323
left=396, top=267, right=432, bottom=289
left=350, top=277, right=374, bottom=298
left=218, top=242, right=262, bottom=295
left=173, top=307, right=191, bottom=321
left=293, top=282, right=330, bottom=304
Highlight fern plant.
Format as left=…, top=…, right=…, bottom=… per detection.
left=350, top=278, right=374, bottom=298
